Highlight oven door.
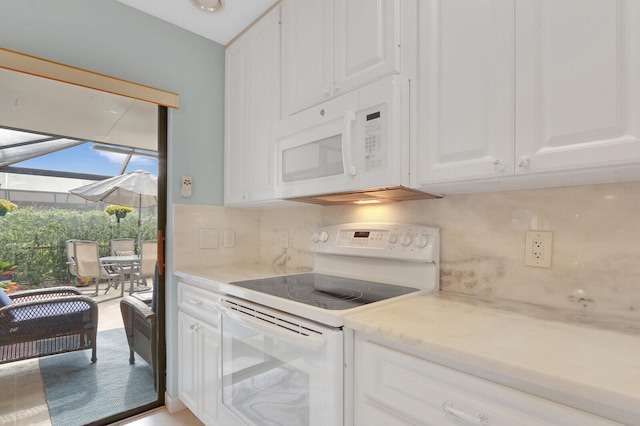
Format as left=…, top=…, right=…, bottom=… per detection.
left=216, top=297, right=343, bottom=426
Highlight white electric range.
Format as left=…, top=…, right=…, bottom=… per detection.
left=216, top=222, right=440, bottom=426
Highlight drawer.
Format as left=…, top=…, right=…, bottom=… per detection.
left=355, top=338, right=621, bottom=426
left=177, top=282, right=220, bottom=326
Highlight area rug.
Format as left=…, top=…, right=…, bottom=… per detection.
left=39, top=328, right=156, bottom=426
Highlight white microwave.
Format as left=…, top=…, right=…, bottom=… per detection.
left=274, top=76, right=411, bottom=201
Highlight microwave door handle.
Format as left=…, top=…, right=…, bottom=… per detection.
left=343, top=111, right=357, bottom=176
left=215, top=302, right=326, bottom=351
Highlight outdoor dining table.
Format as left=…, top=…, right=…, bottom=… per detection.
left=100, top=254, right=140, bottom=296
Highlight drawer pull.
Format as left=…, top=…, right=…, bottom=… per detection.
left=442, top=400, right=488, bottom=425
left=189, top=299, right=203, bottom=305
left=190, top=322, right=200, bottom=331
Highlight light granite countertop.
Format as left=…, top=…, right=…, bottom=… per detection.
left=175, top=266, right=639, bottom=425
left=345, top=292, right=640, bottom=425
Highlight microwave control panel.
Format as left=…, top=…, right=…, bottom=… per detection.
left=362, top=105, right=386, bottom=172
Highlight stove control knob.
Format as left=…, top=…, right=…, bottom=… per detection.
left=319, top=231, right=330, bottom=243
left=415, top=234, right=429, bottom=248
left=388, top=233, right=398, bottom=244
left=311, top=232, right=320, bottom=243
left=400, top=233, right=412, bottom=246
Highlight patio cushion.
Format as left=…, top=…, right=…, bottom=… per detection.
left=0, top=291, right=12, bottom=308
left=114, top=250, right=135, bottom=256
left=11, top=301, right=89, bottom=322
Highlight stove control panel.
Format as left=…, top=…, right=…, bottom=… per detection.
left=311, top=222, right=439, bottom=263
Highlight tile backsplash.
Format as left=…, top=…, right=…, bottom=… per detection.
left=173, top=181, right=640, bottom=318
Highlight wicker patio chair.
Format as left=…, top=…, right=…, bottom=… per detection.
left=0, top=286, right=98, bottom=364
left=120, top=263, right=157, bottom=389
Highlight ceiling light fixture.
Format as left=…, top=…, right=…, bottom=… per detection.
left=191, top=0, right=223, bottom=13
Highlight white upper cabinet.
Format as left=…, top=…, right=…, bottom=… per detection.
left=283, top=0, right=402, bottom=116
left=224, top=5, right=281, bottom=205
left=515, top=0, right=640, bottom=174
left=282, top=0, right=332, bottom=115
left=333, top=0, right=401, bottom=96
left=414, top=0, right=515, bottom=185
left=415, top=0, right=640, bottom=192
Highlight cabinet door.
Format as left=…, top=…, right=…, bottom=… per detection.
left=414, top=0, right=515, bottom=185
left=248, top=5, right=281, bottom=201
left=283, top=0, right=333, bottom=115
left=224, top=6, right=280, bottom=204
left=355, top=336, right=622, bottom=426
left=198, top=322, right=219, bottom=426
left=224, top=34, right=253, bottom=204
left=333, top=0, right=401, bottom=96
left=177, top=311, right=200, bottom=414
left=515, top=0, right=640, bottom=174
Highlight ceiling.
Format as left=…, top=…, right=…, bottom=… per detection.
left=116, top=0, right=279, bottom=45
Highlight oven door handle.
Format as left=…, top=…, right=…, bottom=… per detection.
left=215, top=301, right=326, bottom=351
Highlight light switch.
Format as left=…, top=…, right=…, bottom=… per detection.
left=223, top=229, right=235, bottom=248
left=199, top=229, right=218, bottom=249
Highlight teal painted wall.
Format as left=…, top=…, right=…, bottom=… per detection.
left=0, top=0, right=225, bottom=206
left=0, top=0, right=225, bottom=406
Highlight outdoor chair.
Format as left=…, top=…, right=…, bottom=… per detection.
left=120, top=263, right=158, bottom=389
left=0, top=286, right=98, bottom=364
left=134, top=240, right=157, bottom=289
left=110, top=238, right=136, bottom=256
left=109, top=238, right=137, bottom=292
left=66, top=239, right=97, bottom=287
left=65, top=239, right=79, bottom=277
left=74, top=240, right=122, bottom=296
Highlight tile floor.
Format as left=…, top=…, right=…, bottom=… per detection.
left=0, top=283, right=202, bottom=426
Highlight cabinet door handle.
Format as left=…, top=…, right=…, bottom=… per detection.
left=189, top=299, right=202, bottom=305
left=190, top=322, right=200, bottom=331
left=442, top=400, right=488, bottom=425
left=517, top=155, right=530, bottom=169
left=493, top=160, right=505, bottom=172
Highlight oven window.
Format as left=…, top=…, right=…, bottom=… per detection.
left=222, top=318, right=310, bottom=425
left=220, top=305, right=342, bottom=426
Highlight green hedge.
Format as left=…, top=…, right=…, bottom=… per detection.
left=0, top=207, right=157, bottom=285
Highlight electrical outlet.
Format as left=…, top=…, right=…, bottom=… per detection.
left=525, top=231, right=553, bottom=268
left=276, top=229, right=289, bottom=248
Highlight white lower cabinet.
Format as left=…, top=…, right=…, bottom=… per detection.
left=177, top=283, right=220, bottom=426
left=354, top=334, right=620, bottom=426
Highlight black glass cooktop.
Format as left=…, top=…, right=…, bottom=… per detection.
left=230, top=273, right=420, bottom=310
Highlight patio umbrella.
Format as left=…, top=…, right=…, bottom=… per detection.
left=70, top=169, right=157, bottom=250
